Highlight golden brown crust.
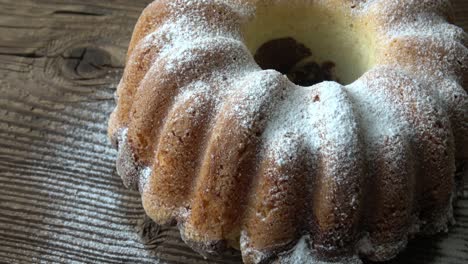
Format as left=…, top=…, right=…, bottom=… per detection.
left=380, top=36, right=468, bottom=160
left=126, top=61, right=179, bottom=164
left=364, top=136, right=414, bottom=261
left=361, top=68, right=455, bottom=234
left=126, top=0, right=171, bottom=60
left=142, top=89, right=214, bottom=224
left=108, top=40, right=161, bottom=141
left=242, top=151, right=310, bottom=263
left=184, top=71, right=285, bottom=245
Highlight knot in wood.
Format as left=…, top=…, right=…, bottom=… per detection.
left=63, top=47, right=114, bottom=79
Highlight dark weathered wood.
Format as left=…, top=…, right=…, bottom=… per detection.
left=0, top=0, right=467, bottom=263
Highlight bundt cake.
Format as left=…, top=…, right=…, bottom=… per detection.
left=108, top=0, right=468, bottom=263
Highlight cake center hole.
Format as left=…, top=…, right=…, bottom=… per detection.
left=254, top=37, right=339, bottom=86
left=241, top=3, right=376, bottom=86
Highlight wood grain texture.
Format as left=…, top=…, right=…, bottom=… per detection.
left=0, top=0, right=467, bottom=263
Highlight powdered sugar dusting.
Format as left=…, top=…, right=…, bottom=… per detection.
left=111, top=0, right=467, bottom=263
left=261, top=80, right=363, bottom=171
left=224, top=70, right=287, bottom=130
left=346, top=72, right=410, bottom=141
left=279, top=236, right=362, bottom=264
left=368, top=0, right=468, bottom=115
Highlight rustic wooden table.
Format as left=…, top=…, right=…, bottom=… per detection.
left=0, top=1, right=467, bottom=263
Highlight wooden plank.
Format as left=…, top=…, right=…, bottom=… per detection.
left=0, top=0, right=466, bottom=263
